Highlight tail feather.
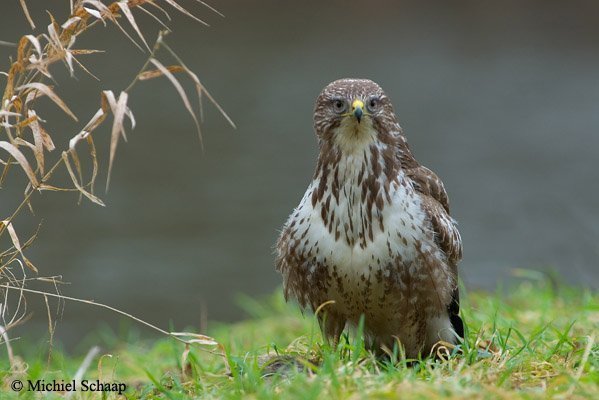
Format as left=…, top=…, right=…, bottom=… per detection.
left=448, top=287, right=464, bottom=338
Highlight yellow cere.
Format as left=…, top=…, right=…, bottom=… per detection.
left=352, top=99, right=364, bottom=110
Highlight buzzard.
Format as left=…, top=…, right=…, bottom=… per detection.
left=275, top=79, right=464, bottom=358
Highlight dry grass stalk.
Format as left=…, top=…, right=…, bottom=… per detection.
left=1, top=0, right=234, bottom=365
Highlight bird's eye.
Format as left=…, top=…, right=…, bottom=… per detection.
left=332, top=99, right=347, bottom=114
left=366, top=97, right=379, bottom=112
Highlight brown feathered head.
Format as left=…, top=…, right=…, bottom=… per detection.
left=313, top=79, right=400, bottom=149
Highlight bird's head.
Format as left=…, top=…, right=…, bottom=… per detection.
left=313, top=78, right=398, bottom=152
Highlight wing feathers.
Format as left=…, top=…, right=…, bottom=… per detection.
left=396, top=132, right=464, bottom=337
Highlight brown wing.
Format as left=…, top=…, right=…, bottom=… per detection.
left=396, top=135, right=462, bottom=265
left=396, top=134, right=464, bottom=337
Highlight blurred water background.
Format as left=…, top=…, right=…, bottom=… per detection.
left=1, top=0, right=598, bottom=349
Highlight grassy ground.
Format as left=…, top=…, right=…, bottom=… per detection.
left=1, top=276, right=598, bottom=399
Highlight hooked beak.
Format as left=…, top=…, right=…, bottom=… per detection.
left=352, top=99, right=364, bottom=123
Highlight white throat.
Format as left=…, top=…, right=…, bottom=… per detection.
left=332, top=118, right=377, bottom=155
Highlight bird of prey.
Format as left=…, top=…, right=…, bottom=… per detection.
left=275, top=78, right=463, bottom=358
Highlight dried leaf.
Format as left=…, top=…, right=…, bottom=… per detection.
left=84, top=7, right=103, bottom=21
left=64, top=51, right=75, bottom=77
left=68, top=134, right=86, bottom=203
left=126, top=108, right=136, bottom=130
left=38, top=183, right=75, bottom=192
left=117, top=1, right=151, bottom=51
left=86, top=134, right=98, bottom=196
left=0, top=110, right=21, bottom=119
left=17, top=82, right=78, bottom=121
left=19, top=0, right=36, bottom=29
left=16, top=110, right=55, bottom=151
left=2, top=65, right=16, bottom=102
left=181, top=344, right=191, bottom=378
left=12, top=137, right=35, bottom=149
left=149, top=58, right=202, bottom=145
left=14, top=115, right=37, bottom=129
left=81, top=107, right=107, bottom=136
left=46, top=17, right=64, bottom=53
left=69, top=106, right=107, bottom=197
left=68, top=53, right=100, bottom=81
left=193, top=0, right=225, bottom=18
left=0, top=141, right=38, bottom=186
left=45, top=16, right=77, bottom=76
left=103, top=91, right=135, bottom=190
left=61, top=16, right=81, bottom=30
left=70, top=49, right=104, bottom=55
left=137, top=5, right=171, bottom=31
left=170, top=331, right=218, bottom=346
left=83, top=0, right=110, bottom=14
left=188, top=70, right=236, bottom=129
left=163, top=0, right=209, bottom=26
left=1, top=220, right=38, bottom=273
left=138, top=65, right=184, bottom=80
left=24, top=35, right=42, bottom=57
left=27, top=110, right=45, bottom=175
left=16, top=36, right=29, bottom=66
left=62, top=152, right=105, bottom=206
left=23, top=46, right=53, bottom=78
left=84, top=0, right=144, bottom=51
left=24, top=88, right=39, bottom=106
left=145, top=0, right=172, bottom=21
left=161, top=42, right=236, bottom=129
left=39, top=124, right=55, bottom=151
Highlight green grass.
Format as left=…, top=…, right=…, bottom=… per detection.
left=1, top=276, right=598, bottom=399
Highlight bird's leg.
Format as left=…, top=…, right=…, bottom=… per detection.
left=317, top=311, right=346, bottom=349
